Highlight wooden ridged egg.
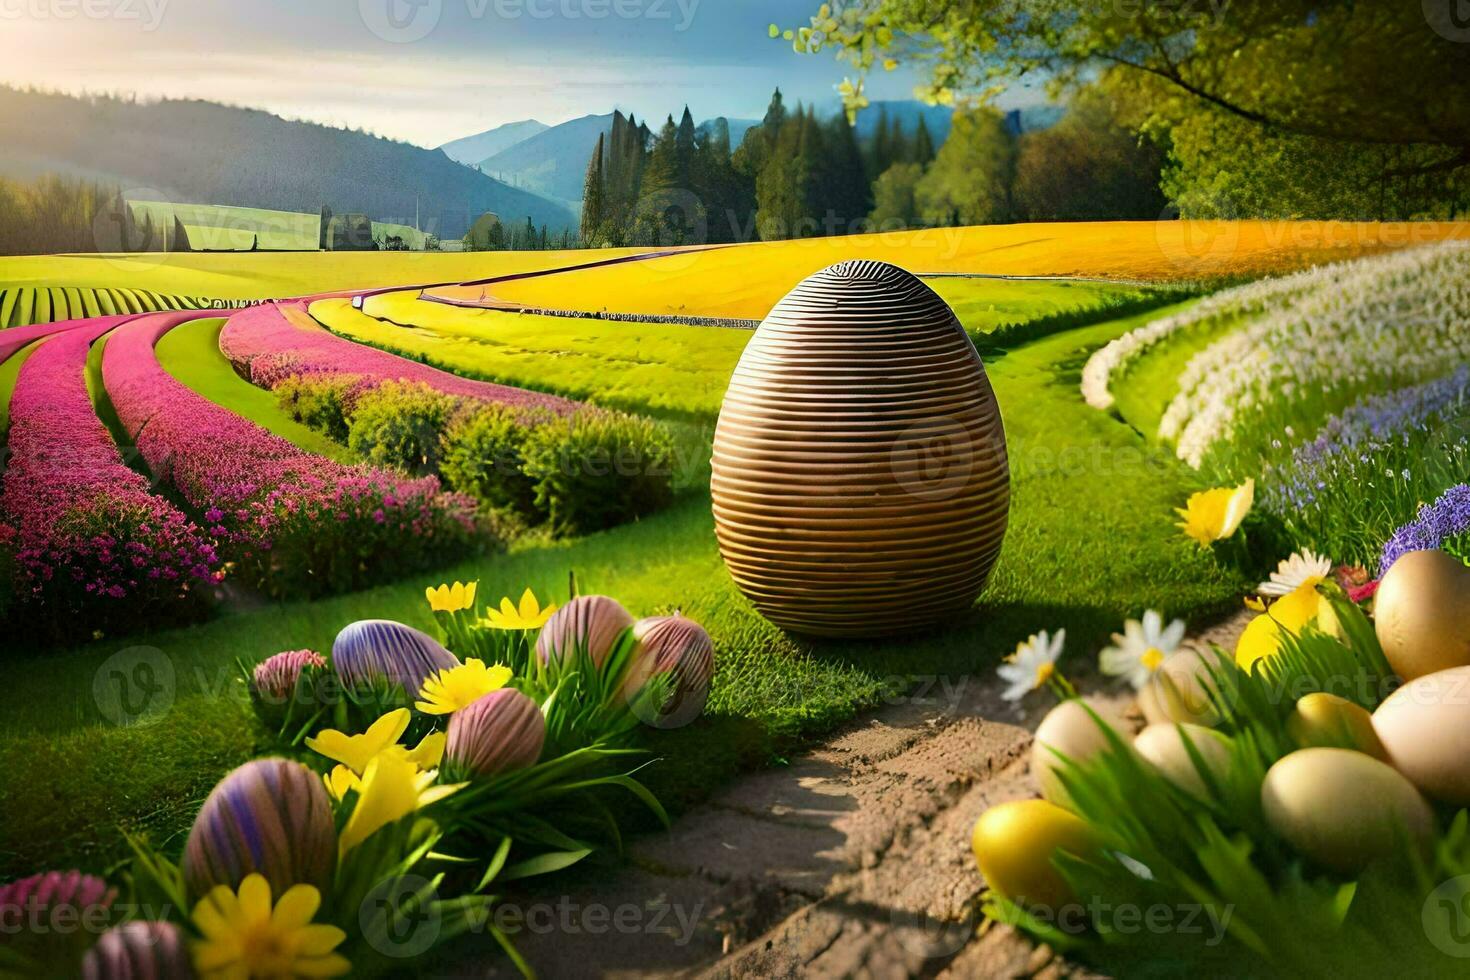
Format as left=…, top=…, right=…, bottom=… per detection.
left=711, top=260, right=1010, bottom=637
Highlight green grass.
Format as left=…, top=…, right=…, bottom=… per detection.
left=0, top=339, right=43, bottom=435
left=153, top=317, right=354, bottom=461
left=316, top=294, right=751, bottom=421
left=1110, top=314, right=1247, bottom=437
left=927, top=277, right=1162, bottom=337
left=0, top=293, right=1250, bottom=880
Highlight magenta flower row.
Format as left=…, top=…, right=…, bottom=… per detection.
left=101, top=312, right=478, bottom=589
left=1, top=317, right=222, bottom=610
left=219, top=301, right=579, bottom=413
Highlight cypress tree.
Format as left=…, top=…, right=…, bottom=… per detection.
left=675, top=106, right=698, bottom=187
left=582, top=131, right=606, bottom=244
left=912, top=115, right=937, bottom=165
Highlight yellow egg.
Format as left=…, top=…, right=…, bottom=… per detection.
left=1287, top=692, right=1389, bottom=761
left=1261, top=748, right=1434, bottom=874
left=1032, top=698, right=1127, bottom=810
left=1133, top=723, right=1233, bottom=798
left=971, top=799, right=1101, bottom=910
left=1373, top=665, right=1470, bottom=805
left=1375, top=549, right=1470, bottom=681
left=1138, top=648, right=1229, bottom=726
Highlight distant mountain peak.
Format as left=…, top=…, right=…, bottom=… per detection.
left=438, top=118, right=552, bottom=166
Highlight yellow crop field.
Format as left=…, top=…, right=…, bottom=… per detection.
left=0, top=248, right=654, bottom=304
left=430, top=220, right=1470, bottom=321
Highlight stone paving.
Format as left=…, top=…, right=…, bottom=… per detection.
left=449, top=613, right=1250, bottom=980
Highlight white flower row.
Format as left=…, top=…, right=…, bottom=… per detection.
left=1157, top=242, right=1470, bottom=467
left=1080, top=254, right=1390, bottom=411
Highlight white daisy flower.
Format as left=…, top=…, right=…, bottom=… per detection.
left=1257, top=549, right=1333, bottom=597
left=1099, top=610, right=1186, bottom=690
left=997, top=629, right=1066, bottom=702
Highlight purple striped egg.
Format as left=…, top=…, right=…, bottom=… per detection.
left=181, top=758, right=336, bottom=901
left=81, top=922, right=193, bottom=980
left=332, top=619, right=460, bottom=696
left=446, top=689, right=546, bottom=777
left=534, top=595, right=633, bottom=668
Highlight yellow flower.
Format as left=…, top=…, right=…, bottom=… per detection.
left=1177, top=479, right=1255, bottom=547
left=305, top=709, right=410, bottom=775
left=415, top=659, right=512, bottom=716
left=338, top=750, right=464, bottom=856
left=482, top=588, right=557, bottom=631
left=1236, top=576, right=1328, bottom=670
left=403, top=730, right=446, bottom=769
left=323, top=765, right=361, bottom=802
left=425, top=581, right=477, bottom=614
left=191, top=873, right=349, bottom=979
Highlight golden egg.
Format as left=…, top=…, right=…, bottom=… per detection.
left=1373, top=665, right=1470, bottom=806
left=1133, top=723, right=1233, bottom=798
left=971, top=799, right=1101, bottom=910
left=1138, top=648, right=1229, bottom=726
left=1287, top=692, right=1388, bottom=761
left=1375, top=549, right=1470, bottom=681
left=1032, top=698, right=1128, bottom=810
left=1261, top=748, right=1434, bottom=874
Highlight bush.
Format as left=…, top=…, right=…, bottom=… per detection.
left=347, top=381, right=462, bottom=476
left=275, top=374, right=362, bottom=442
left=440, top=406, right=544, bottom=522
left=521, top=411, right=675, bottom=535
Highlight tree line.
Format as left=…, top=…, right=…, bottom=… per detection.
left=0, top=175, right=198, bottom=255
left=577, top=87, right=1166, bottom=248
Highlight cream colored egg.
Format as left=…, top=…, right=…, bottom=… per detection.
left=1373, top=665, right=1470, bottom=806
left=1261, top=748, right=1434, bottom=874
left=1375, top=549, right=1470, bottom=681
left=1032, top=698, right=1128, bottom=810
left=1138, top=648, right=1229, bottom=726
left=1287, top=692, right=1389, bottom=761
left=1133, top=723, right=1233, bottom=798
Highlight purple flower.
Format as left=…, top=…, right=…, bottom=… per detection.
left=446, top=689, right=546, bottom=776
left=1380, top=484, right=1470, bottom=574
left=0, top=870, right=116, bottom=967
left=332, top=619, right=459, bottom=696
left=81, top=922, right=194, bottom=980
left=181, top=758, right=337, bottom=901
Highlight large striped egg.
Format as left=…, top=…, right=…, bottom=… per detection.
left=711, top=260, right=1009, bottom=637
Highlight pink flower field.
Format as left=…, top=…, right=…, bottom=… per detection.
left=1, top=316, right=220, bottom=632
left=102, top=312, right=480, bottom=597
left=220, top=301, right=579, bottom=413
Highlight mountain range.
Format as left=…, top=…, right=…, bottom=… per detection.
left=439, top=119, right=550, bottom=166
left=0, top=87, right=576, bottom=239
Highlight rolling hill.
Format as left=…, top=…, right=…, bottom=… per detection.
left=438, top=119, right=550, bottom=166
left=0, top=87, right=576, bottom=239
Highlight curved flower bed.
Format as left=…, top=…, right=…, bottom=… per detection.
left=1261, top=367, right=1470, bottom=564
left=219, top=301, right=579, bottom=414
left=1158, top=242, right=1470, bottom=468
left=102, top=313, right=480, bottom=598
left=1, top=318, right=220, bottom=633
left=0, top=312, right=131, bottom=363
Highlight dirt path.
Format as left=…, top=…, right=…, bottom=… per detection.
left=446, top=612, right=1250, bottom=980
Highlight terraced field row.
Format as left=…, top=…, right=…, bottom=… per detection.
left=0, top=284, right=228, bottom=328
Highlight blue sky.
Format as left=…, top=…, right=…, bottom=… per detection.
left=0, top=0, right=1040, bottom=147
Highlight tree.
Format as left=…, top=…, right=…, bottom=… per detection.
left=785, top=2, right=1470, bottom=198
left=581, top=131, right=606, bottom=244
left=868, top=162, right=925, bottom=230
left=170, top=215, right=192, bottom=252
left=675, top=106, right=698, bottom=188
left=1012, top=87, right=1165, bottom=221
left=911, top=116, right=936, bottom=166
left=915, top=107, right=1015, bottom=226
left=824, top=113, right=873, bottom=233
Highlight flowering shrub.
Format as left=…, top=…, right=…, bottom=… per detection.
left=1260, top=368, right=1470, bottom=564
left=102, top=313, right=482, bottom=598
left=1, top=319, right=220, bottom=635
left=274, top=372, right=362, bottom=442
left=1380, top=484, right=1470, bottom=575
left=439, top=404, right=542, bottom=521
left=220, top=301, right=579, bottom=412
left=346, top=381, right=464, bottom=476
left=1157, top=242, right=1470, bottom=468
left=521, top=409, right=676, bottom=535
